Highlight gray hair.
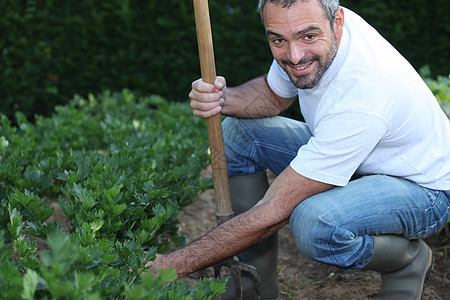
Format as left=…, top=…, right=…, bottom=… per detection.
left=257, top=0, right=340, bottom=29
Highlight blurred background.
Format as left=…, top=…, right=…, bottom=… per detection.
left=1, top=0, right=449, bottom=121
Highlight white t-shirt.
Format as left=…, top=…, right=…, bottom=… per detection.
left=267, top=8, right=450, bottom=190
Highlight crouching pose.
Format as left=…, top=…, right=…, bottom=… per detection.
left=150, top=1, right=450, bottom=299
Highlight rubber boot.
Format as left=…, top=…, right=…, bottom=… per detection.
left=219, top=172, right=280, bottom=300
left=363, top=235, right=434, bottom=300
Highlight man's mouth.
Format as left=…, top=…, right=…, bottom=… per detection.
left=289, top=61, right=315, bottom=75
left=294, top=62, right=313, bottom=70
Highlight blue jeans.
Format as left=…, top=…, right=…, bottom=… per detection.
left=223, top=116, right=450, bottom=271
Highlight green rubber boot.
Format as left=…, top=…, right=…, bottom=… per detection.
left=364, top=235, right=434, bottom=300
left=219, top=172, right=280, bottom=300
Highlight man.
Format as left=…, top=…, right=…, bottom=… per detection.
left=150, top=0, right=450, bottom=299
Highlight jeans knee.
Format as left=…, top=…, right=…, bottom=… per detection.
left=290, top=199, right=373, bottom=269
left=222, top=117, right=261, bottom=143
left=289, top=203, right=326, bottom=260
left=222, top=116, right=309, bottom=176
left=222, top=117, right=236, bottom=143
left=222, top=117, right=252, bottom=148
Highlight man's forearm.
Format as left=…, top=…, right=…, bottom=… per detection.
left=152, top=167, right=333, bottom=278
left=222, top=75, right=295, bottom=118
left=157, top=203, right=287, bottom=277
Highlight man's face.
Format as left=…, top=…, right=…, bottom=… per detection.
left=263, top=0, right=344, bottom=89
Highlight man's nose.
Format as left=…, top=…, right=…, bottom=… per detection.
left=287, top=43, right=305, bottom=65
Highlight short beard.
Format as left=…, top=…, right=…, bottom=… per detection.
left=281, top=37, right=338, bottom=89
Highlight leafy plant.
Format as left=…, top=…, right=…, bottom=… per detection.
left=0, top=90, right=224, bottom=298
left=420, top=67, right=450, bottom=117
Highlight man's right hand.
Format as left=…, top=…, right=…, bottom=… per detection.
left=189, top=76, right=226, bottom=119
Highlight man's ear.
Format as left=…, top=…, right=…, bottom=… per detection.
left=334, top=7, right=344, bottom=41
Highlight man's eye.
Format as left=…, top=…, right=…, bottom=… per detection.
left=272, top=39, right=284, bottom=45
left=304, top=34, right=316, bottom=41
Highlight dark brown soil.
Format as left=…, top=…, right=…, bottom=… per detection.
left=176, top=170, right=450, bottom=300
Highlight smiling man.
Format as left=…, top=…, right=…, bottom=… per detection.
left=265, top=1, right=341, bottom=90
left=151, top=1, right=450, bottom=299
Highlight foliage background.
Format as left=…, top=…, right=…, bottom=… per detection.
left=1, top=0, right=449, bottom=120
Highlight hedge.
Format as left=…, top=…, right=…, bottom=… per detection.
left=1, top=0, right=449, bottom=120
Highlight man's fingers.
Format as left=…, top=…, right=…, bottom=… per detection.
left=190, top=100, right=223, bottom=119
left=192, top=107, right=222, bottom=119
left=189, top=76, right=226, bottom=119
left=215, top=76, right=226, bottom=89
left=190, top=98, right=221, bottom=111
left=192, top=78, right=217, bottom=93
left=192, top=77, right=226, bottom=93
left=189, top=88, right=223, bottom=104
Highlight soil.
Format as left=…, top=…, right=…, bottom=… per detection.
left=176, top=169, right=450, bottom=300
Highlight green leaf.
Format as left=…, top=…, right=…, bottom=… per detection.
left=8, top=190, right=53, bottom=225
left=153, top=268, right=177, bottom=285
left=194, top=278, right=227, bottom=300
left=7, top=206, right=24, bottom=238
left=103, top=253, right=119, bottom=265
left=23, top=168, right=54, bottom=192
left=113, top=203, right=127, bottom=217
left=22, top=269, right=39, bottom=300
left=90, top=219, right=104, bottom=232
left=0, top=231, right=14, bottom=262
left=168, top=281, right=191, bottom=298
left=0, top=135, right=9, bottom=153
left=73, top=272, right=100, bottom=299
left=105, top=184, right=123, bottom=205
left=73, top=183, right=97, bottom=210
left=0, top=262, right=23, bottom=299
left=41, top=231, right=76, bottom=275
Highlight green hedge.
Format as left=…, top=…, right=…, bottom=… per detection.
left=340, top=0, right=449, bottom=77
left=1, top=0, right=448, bottom=120
left=421, top=68, right=450, bottom=117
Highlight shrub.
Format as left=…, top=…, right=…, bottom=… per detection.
left=1, top=0, right=448, bottom=120
left=420, top=67, right=450, bottom=117
left=340, top=0, right=449, bottom=78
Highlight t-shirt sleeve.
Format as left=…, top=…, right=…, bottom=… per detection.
left=290, top=112, right=389, bottom=186
left=267, top=59, right=298, bottom=99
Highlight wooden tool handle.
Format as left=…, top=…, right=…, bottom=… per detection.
left=193, top=0, right=233, bottom=224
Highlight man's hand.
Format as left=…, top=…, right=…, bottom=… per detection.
left=128, top=253, right=165, bottom=278
left=189, top=76, right=226, bottom=119
left=143, top=253, right=164, bottom=276
left=147, top=167, right=334, bottom=278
